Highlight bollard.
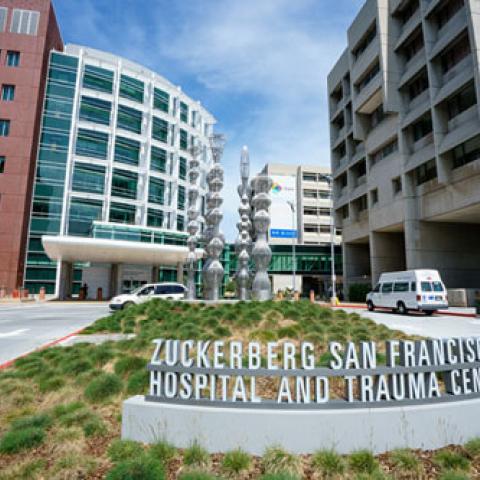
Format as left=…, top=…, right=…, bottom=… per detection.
left=97, top=287, right=103, bottom=301
left=277, top=291, right=284, bottom=301
left=294, top=291, right=300, bottom=301
left=310, top=290, right=315, bottom=303
left=0, top=287, right=5, bottom=298
left=12, top=289, right=19, bottom=299
left=39, top=287, right=46, bottom=301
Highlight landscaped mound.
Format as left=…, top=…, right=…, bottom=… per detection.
left=0, top=300, right=478, bottom=479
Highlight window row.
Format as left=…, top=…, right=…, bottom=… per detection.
left=0, top=8, right=39, bottom=35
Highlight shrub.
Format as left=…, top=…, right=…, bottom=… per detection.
left=222, top=448, right=251, bottom=476
left=464, top=437, right=480, bottom=458
left=83, top=416, right=107, bottom=437
left=91, top=345, right=115, bottom=365
left=106, top=456, right=165, bottom=480
left=262, top=446, right=302, bottom=476
left=127, top=370, right=149, bottom=395
left=0, top=427, right=45, bottom=454
left=183, top=442, right=210, bottom=469
left=38, top=375, right=65, bottom=393
left=11, top=413, right=52, bottom=430
left=52, top=401, right=85, bottom=419
left=149, top=440, right=176, bottom=464
left=390, top=449, right=422, bottom=477
left=439, top=471, right=471, bottom=480
left=61, top=358, right=94, bottom=376
left=84, top=373, right=123, bottom=403
left=348, top=283, right=371, bottom=302
left=178, top=472, right=216, bottom=480
left=58, top=407, right=95, bottom=427
left=311, top=449, right=345, bottom=478
left=114, top=356, right=145, bottom=376
left=433, top=451, right=470, bottom=472
left=108, top=439, right=144, bottom=463
left=259, top=474, right=300, bottom=480
left=348, top=450, right=379, bottom=474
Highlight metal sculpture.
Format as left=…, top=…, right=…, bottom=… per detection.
left=202, top=134, right=226, bottom=301
left=235, top=146, right=252, bottom=300
left=186, top=145, right=202, bottom=300
left=251, top=173, right=272, bottom=301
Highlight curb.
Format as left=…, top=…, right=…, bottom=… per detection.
left=0, top=327, right=85, bottom=371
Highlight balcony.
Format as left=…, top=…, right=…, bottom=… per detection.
left=352, top=39, right=379, bottom=85
left=394, top=15, right=422, bottom=53
left=398, top=50, right=426, bottom=88
left=442, top=56, right=473, bottom=89
left=429, top=11, right=467, bottom=61
left=402, top=91, right=430, bottom=128
left=434, top=59, right=474, bottom=106
left=354, top=73, right=382, bottom=115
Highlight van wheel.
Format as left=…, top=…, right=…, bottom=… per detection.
left=397, top=302, right=407, bottom=315
left=367, top=301, right=375, bottom=311
left=122, top=301, right=134, bottom=310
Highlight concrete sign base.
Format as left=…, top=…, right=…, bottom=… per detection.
left=122, top=395, right=480, bottom=454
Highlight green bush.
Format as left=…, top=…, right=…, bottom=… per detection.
left=262, top=446, right=302, bottom=476
left=127, top=370, right=149, bottom=395
left=183, top=442, right=210, bottom=469
left=106, top=456, right=165, bottom=480
left=348, top=450, right=379, bottom=474
left=91, top=345, right=115, bottom=365
left=348, top=283, right=371, bottom=303
left=82, top=416, right=107, bottom=437
left=149, top=440, right=176, bottom=464
left=108, top=439, right=144, bottom=463
left=433, top=451, right=470, bottom=472
left=11, top=413, right=52, bottom=430
left=311, top=449, right=345, bottom=478
left=38, top=375, right=65, bottom=393
left=0, top=427, right=45, bottom=454
left=178, top=472, right=216, bottom=480
left=259, top=474, right=300, bottom=480
left=114, top=356, right=145, bottom=376
left=84, top=373, right=123, bottom=403
left=52, top=401, right=85, bottom=419
left=61, top=358, right=94, bottom=376
left=464, top=437, right=480, bottom=458
left=390, top=449, right=422, bottom=476
left=439, top=471, right=471, bottom=480
left=221, top=448, right=251, bottom=475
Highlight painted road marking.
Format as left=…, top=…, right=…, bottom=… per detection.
left=0, top=328, right=28, bottom=338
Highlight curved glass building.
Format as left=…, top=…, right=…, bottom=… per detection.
left=24, top=45, right=216, bottom=297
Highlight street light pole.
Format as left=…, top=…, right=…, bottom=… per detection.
left=286, top=200, right=296, bottom=294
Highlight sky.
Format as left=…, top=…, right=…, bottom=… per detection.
left=53, top=0, right=364, bottom=241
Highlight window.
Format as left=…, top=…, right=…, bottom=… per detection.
left=392, top=177, right=402, bottom=195
left=114, top=136, right=140, bottom=166
left=435, top=0, right=464, bottom=30
left=179, top=157, right=187, bottom=180
left=411, top=282, right=416, bottom=291
left=117, top=105, right=142, bottom=134
left=433, top=281, right=444, bottom=292
left=119, top=75, right=144, bottom=103
left=79, top=96, right=111, bottom=125
left=415, top=159, right=437, bottom=185
left=83, top=65, right=114, bottom=94
left=399, top=0, right=419, bottom=24
left=403, top=28, right=423, bottom=62
left=6, top=51, right=20, bottom=67
left=10, top=9, right=39, bottom=35
left=177, top=214, right=185, bottom=231
left=180, top=129, right=188, bottom=150
left=412, top=115, right=432, bottom=141
left=352, top=23, right=377, bottom=60
left=394, top=282, right=409, bottom=292
left=68, top=198, right=103, bottom=236
left=72, top=163, right=106, bottom=194
left=356, top=61, right=380, bottom=92
left=421, top=282, right=433, bottom=292
left=153, top=87, right=169, bottom=113
left=303, top=173, right=317, bottom=182
left=370, top=188, right=378, bottom=205
left=0, top=7, right=7, bottom=32
left=109, top=202, right=135, bottom=224
left=451, top=134, right=480, bottom=169
left=1, top=85, right=15, bottom=101
left=147, top=208, right=164, bottom=228
left=149, top=177, right=165, bottom=205
left=381, top=283, right=393, bottom=293
left=440, top=33, right=470, bottom=74
left=0, top=156, right=4, bottom=173
left=370, top=104, right=386, bottom=129
left=341, top=204, right=349, bottom=219
left=151, top=146, right=167, bottom=173
left=357, top=194, right=368, bottom=212
left=0, top=119, right=10, bottom=136
left=75, top=129, right=109, bottom=159
left=111, top=169, right=138, bottom=199
left=180, top=101, right=188, bottom=123
left=373, top=284, right=380, bottom=293
left=371, top=139, right=398, bottom=165
left=407, top=70, right=428, bottom=101
left=446, top=82, right=476, bottom=120
left=177, top=185, right=186, bottom=210
left=152, top=117, right=168, bottom=143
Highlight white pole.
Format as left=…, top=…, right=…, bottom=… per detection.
left=292, top=205, right=296, bottom=294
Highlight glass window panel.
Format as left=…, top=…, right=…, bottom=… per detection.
left=6, top=51, right=20, bottom=67
left=180, top=129, right=188, bottom=150
left=114, top=136, right=140, bottom=165
left=0, top=7, right=7, bottom=32
left=72, top=163, right=105, bottom=194
left=177, top=215, right=185, bottom=231
left=180, top=101, right=188, bottom=123
left=2, top=85, right=15, bottom=101
left=152, top=117, right=168, bottom=142
left=0, top=119, right=10, bottom=136
left=83, top=65, right=114, bottom=93
left=79, top=96, right=111, bottom=125
left=153, top=87, right=169, bottom=112
left=117, top=104, right=142, bottom=134
left=68, top=198, right=103, bottom=236
left=179, top=157, right=187, bottom=180
left=147, top=208, right=164, bottom=228
left=0, top=156, right=4, bottom=173
left=111, top=168, right=138, bottom=199
left=151, top=146, right=167, bottom=172
left=119, top=74, right=144, bottom=103
left=109, top=202, right=136, bottom=224
left=177, top=185, right=185, bottom=210
left=76, top=129, right=109, bottom=159
left=149, top=177, right=165, bottom=205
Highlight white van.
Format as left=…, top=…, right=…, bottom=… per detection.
left=366, top=270, right=448, bottom=315
left=109, top=282, right=187, bottom=310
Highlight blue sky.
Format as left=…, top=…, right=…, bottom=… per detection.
left=53, top=0, right=364, bottom=240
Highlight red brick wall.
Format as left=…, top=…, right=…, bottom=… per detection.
left=0, top=0, right=63, bottom=292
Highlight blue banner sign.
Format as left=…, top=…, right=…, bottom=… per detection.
left=270, top=229, right=297, bottom=239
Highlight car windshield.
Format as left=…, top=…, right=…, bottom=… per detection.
left=432, top=281, right=444, bottom=292
left=131, top=285, right=147, bottom=295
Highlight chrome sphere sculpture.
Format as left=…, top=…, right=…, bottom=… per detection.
left=235, top=146, right=252, bottom=301
left=186, top=144, right=202, bottom=300
left=202, top=134, right=226, bottom=301
left=251, top=173, right=272, bottom=301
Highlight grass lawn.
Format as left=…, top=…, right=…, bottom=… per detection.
left=0, top=300, right=479, bottom=479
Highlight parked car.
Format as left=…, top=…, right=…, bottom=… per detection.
left=366, top=269, right=448, bottom=315
left=109, top=282, right=187, bottom=310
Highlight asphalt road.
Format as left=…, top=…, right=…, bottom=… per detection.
left=343, top=307, right=480, bottom=338
left=0, top=302, right=109, bottom=365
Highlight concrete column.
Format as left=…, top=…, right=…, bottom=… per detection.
left=176, top=262, right=184, bottom=283
left=152, top=266, right=159, bottom=283
left=369, top=232, right=406, bottom=285
left=110, top=264, right=123, bottom=298
left=58, top=261, right=73, bottom=300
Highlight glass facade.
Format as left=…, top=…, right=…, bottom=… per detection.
left=79, top=96, right=111, bottom=125
left=119, top=74, right=144, bottom=103
left=111, top=169, right=138, bottom=199
left=83, top=65, right=113, bottom=93
left=114, top=136, right=140, bottom=166
left=153, top=87, right=169, bottom=112
left=72, top=163, right=105, bottom=194
left=68, top=198, right=103, bottom=236
left=179, top=156, right=187, bottom=180
left=149, top=177, right=165, bottom=205
left=151, top=146, right=167, bottom=172
left=117, top=104, right=142, bottom=134
left=152, top=117, right=168, bottom=142
left=109, top=202, right=135, bottom=224
left=76, top=129, right=109, bottom=159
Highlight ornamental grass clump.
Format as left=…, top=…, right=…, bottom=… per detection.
left=262, top=446, right=302, bottom=477
left=0, top=427, right=45, bottom=454
left=106, top=456, right=165, bottom=480
left=183, top=442, right=211, bottom=469
left=390, top=449, right=423, bottom=478
left=464, top=437, right=480, bottom=458
left=108, top=439, right=144, bottom=463
left=221, top=448, right=251, bottom=476
left=114, top=356, right=145, bottom=377
left=433, top=450, right=470, bottom=472
left=439, top=471, right=471, bottom=480
left=178, top=471, right=217, bottom=480
left=259, top=474, right=301, bottom=480
left=148, top=440, right=176, bottom=465
left=84, top=373, right=123, bottom=403
left=11, top=413, right=52, bottom=430
left=311, top=449, right=346, bottom=478
left=126, top=370, right=149, bottom=395
left=348, top=450, right=379, bottom=475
